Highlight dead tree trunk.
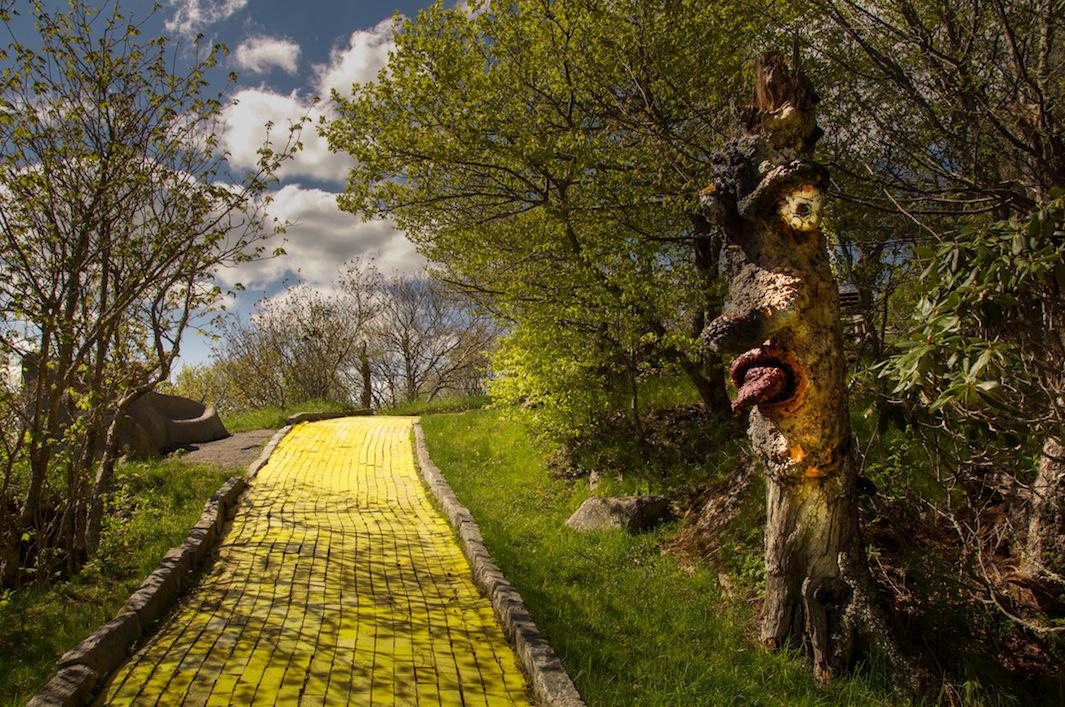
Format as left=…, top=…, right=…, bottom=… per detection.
left=699, top=51, right=930, bottom=688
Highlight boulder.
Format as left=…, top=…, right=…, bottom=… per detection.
left=565, top=496, right=672, bottom=533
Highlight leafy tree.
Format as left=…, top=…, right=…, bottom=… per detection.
left=0, top=0, right=294, bottom=583
left=324, top=0, right=764, bottom=442
left=794, top=0, right=1065, bottom=626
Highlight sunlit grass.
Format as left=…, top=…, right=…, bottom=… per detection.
left=221, top=399, right=354, bottom=433
left=420, top=407, right=902, bottom=706
left=379, top=394, right=490, bottom=417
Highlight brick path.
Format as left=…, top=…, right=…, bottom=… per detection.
left=103, top=417, right=530, bottom=705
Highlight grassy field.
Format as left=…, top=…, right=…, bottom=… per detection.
left=379, top=394, right=490, bottom=417
left=420, top=407, right=903, bottom=706
left=0, top=459, right=235, bottom=705
left=221, top=399, right=354, bottom=433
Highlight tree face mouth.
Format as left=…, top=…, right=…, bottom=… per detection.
left=729, top=346, right=803, bottom=413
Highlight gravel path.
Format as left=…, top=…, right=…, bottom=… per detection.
left=177, top=429, right=278, bottom=470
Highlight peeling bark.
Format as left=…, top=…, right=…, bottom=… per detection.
left=699, top=51, right=930, bottom=689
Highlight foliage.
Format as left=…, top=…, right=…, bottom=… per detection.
left=884, top=197, right=1064, bottom=430
left=0, top=0, right=294, bottom=583
left=0, top=457, right=234, bottom=703
left=161, top=363, right=241, bottom=415
left=324, top=0, right=773, bottom=435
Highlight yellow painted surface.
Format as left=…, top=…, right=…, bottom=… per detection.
left=103, top=417, right=530, bottom=706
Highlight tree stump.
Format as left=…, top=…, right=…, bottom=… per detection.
left=700, top=51, right=927, bottom=686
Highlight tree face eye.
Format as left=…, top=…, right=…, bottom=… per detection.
left=779, top=184, right=823, bottom=233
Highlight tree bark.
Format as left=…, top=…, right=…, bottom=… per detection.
left=700, top=50, right=930, bottom=689
left=359, top=341, right=373, bottom=410
left=1022, top=436, right=1065, bottom=580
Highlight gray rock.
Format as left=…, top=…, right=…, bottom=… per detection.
left=26, top=665, right=98, bottom=707
left=57, top=612, right=140, bottom=676
left=565, top=496, right=672, bottom=533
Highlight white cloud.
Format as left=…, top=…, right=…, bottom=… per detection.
left=221, top=88, right=353, bottom=183
left=217, top=184, right=424, bottom=291
left=221, top=18, right=398, bottom=184
left=315, top=17, right=398, bottom=101
left=166, top=0, right=247, bottom=37
left=234, top=35, right=301, bottom=76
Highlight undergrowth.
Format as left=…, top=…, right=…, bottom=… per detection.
left=0, top=458, right=234, bottom=705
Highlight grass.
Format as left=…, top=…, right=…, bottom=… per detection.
left=221, top=399, right=354, bottom=433
left=420, top=407, right=902, bottom=706
left=378, top=394, right=490, bottom=417
left=0, top=458, right=235, bottom=705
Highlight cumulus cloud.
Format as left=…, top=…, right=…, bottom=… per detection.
left=218, top=184, right=424, bottom=291
left=234, top=35, right=301, bottom=76
left=221, top=88, right=353, bottom=183
left=315, top=17, right=398, bottom=100
left=165, top=0, right=247, bottom=37
left=220, top=18, right=398, bottom=184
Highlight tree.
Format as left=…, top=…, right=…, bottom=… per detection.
left=370, top=274, right=495, bottom=408
left=324, top=0, right=766, bottom=439
left=211, top=260, right=382, bottom=410
left=797, top=0, right=1065, bottom=598
left=700, top=51, right=928, bottom=685
left=0, top=0, right=294, bottom=583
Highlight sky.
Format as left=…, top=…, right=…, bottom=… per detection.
left=17, top=0, right=447, bottom=368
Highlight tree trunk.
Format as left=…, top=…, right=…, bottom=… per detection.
left=699, top=50, right=930, bottom=689
left=0, top=531, right=18, bottom=587
left=359, top=341, right=372, bottom=409
left=681, top=359, right=731, bottom=415
left=1022, top=435, right=1065, bottom=580
left=83, top=405, right=129, bottom=556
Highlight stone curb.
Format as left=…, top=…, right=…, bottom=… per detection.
left=28, top=426, right=292, bottom=707
left=412, top=421, right=585, bottom=707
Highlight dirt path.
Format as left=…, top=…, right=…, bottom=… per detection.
left=176, top=429, right=278, bottom=470
left=103, top=417, right=530, bottom=705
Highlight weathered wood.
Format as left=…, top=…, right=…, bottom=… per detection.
left=700, top=50, right=928, bottom=688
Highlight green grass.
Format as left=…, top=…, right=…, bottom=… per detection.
left=420, top=407, right=902, bottom=706
left=378, top=394, right=490, bottom=417
left=221, top=399, right=354, bottom=433
left=0, top=458, right=235, bottom=705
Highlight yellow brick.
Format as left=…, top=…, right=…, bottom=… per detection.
left=100, top=418, right=530, bottom=705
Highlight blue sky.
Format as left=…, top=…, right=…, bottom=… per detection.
left=18, top=0, right=448, bottom=368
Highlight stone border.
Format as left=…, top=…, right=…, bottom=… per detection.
left=412, top=422, right=584, bottom=707
left=28, top=426, right=292, bottom=707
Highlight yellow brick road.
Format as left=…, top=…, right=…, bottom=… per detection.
left=103, top=417, right=531, bottom=706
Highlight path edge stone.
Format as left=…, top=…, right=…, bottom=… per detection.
left=412, top=421, right=585, bottom=707
left=27, top=425, right=292, bottom=707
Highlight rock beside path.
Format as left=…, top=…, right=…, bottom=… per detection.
left=565, top=496, right=672, bottom=533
